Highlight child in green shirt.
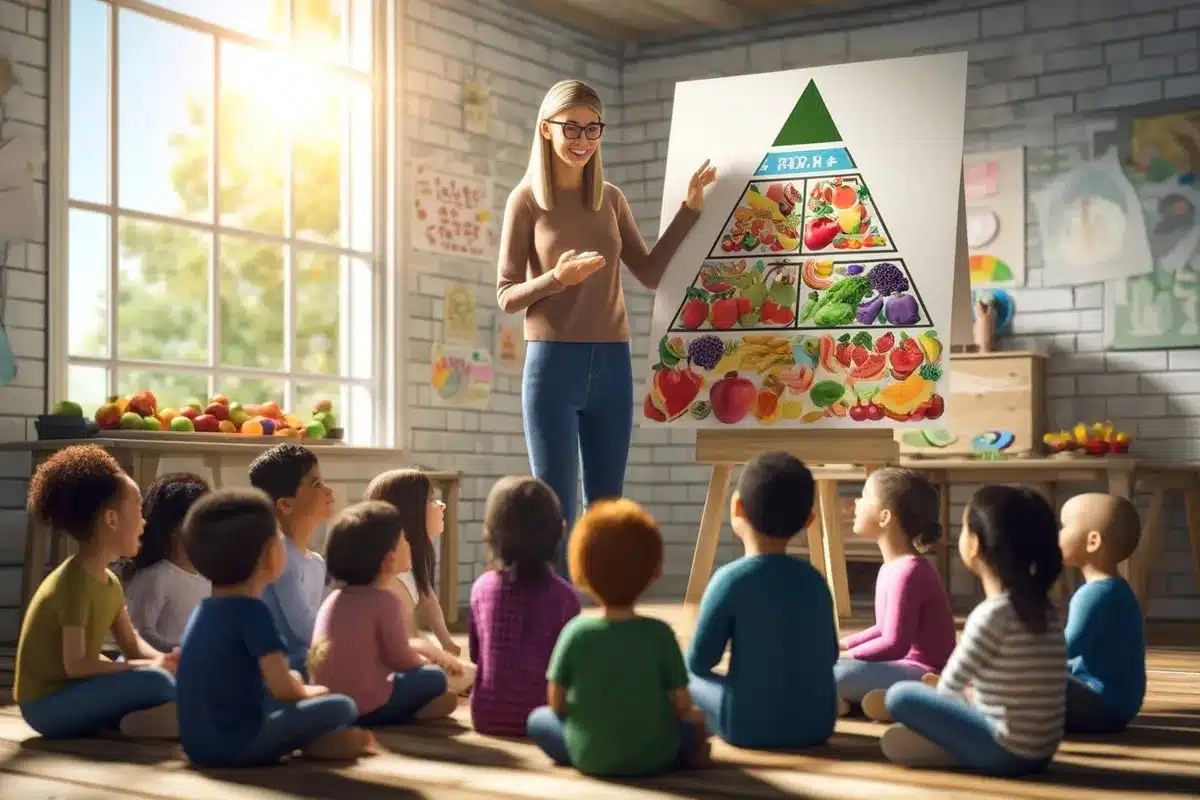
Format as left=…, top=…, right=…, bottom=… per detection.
left=527, top=498, right=709, bottom=776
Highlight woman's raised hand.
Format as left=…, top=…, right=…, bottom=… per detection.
left=553, top=249, right=607, bottom=286
left=685, top=159, right=718, bottom=212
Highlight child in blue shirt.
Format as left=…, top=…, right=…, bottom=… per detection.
left=1058, top=493, right=1146, bottom=733
left=250, top=444, right=335, bottom=674
left=687, top=451, right=839, bottom=749
left=176, top=488, right=370, bottom=766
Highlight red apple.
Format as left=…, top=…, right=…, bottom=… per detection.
left=193, top=414, right=220, bottom=433
left=180, top=407, right=199, bottom=421
left=803, top=217, right=840, bottom=251
left=204, top=402, right=230, bottom=421
left=709, top=372, right=756, bottom=424
left=128, top=390, right=157, bottom=417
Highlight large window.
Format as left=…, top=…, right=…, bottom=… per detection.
left=58, top=0, right=384, bottom=445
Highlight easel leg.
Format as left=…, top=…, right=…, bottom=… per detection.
left=805, top=490, right=827, bottom=579
left=1126, top=486, right=1164, bottom=611
left=818, top=481, right=851, bottom=619
left=1108, top=468, right=1136, bottom=581
left=684, top=464, right=734, bottom=609
left=937, top=474, right=951, bottom=593
left=1183, top=474, right=1200, bottom=597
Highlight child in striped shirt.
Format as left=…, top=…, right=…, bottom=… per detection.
left=882, top=485, right=1067, bottom=777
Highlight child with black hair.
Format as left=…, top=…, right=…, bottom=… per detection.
left=365, top=468, right=473, bottom=693
left=308, top=501, right=457, bottom=726
left=16, top=445, right=178, bottom=740
left=250, top=443, right=335, bottom=673
left=469, top=476, right=580, bottom=736
left=125, top=472, right=212, bottom=652
left=882, top=485, right=1067, bottom=776
left=528, top=498, right=709, bottom=776
left=686, top=451, right=840, bottom=750
left=176, top=488, right=371, bottom=766
left=836, top=467, right=956, bottom=722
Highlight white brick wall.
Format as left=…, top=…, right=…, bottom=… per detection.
left=613, top=0, right=1200, bottom=616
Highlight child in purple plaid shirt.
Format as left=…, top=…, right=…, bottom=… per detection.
left=468, top=476, right=580, bottom=736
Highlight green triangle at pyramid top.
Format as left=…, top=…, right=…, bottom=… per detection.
left=772, top=80, right=842, bottom=147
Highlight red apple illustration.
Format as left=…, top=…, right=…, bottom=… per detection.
left=803, top=217, right=840, bottom=250
left=709, top=372, right=756, bottom=424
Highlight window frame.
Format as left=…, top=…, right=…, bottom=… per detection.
left=47, top=0, right=403, bottom=448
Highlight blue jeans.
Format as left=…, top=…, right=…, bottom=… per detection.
left=197, top=694, right=358, bottom=767
left=689, top=674, right=833, bottom=748
left=834, top=659, right=928, bottom=703
left=357, top=666, right=448, bottom=726
left=523, top=341, right=633, bottom=571
left=1065, top=675, right=1129, bottom=734
left=526, top=705, right=697, bottom=775
left=20, top=667, right=176, bottom=739
left=885, top=682, right=1052, bottom=777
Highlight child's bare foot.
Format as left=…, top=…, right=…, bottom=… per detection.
left=861, top=689, right=891, bottom=722
left=119, top=702, right=179, bottom=739
left=302, top=727, right=373, bottom=760
left=921, top=672, right=939, bottom=688
left=415, top=690, right=458, bottom=721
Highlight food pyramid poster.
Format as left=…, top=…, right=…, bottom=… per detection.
left=642, top=54, right=967, bottom=429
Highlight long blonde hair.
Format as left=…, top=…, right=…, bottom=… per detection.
left=526, top=80, right=606, bottom=212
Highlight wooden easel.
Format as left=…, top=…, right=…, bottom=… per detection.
left=683, top=428, right=899, bottom=637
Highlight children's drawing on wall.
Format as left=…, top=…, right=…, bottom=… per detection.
left=411, top=161, right=495, bottom=259
left=430, top=343, right=492, bottom=408
left=1032, top=148, right=1154, bottom=286
left=442, top=283, right=478, bottom=344
left=964, top=149, right=1025, bottom=288
left=492, top=314, right=525, bottom=374
left=1096, top=106, right=1200, bottom=351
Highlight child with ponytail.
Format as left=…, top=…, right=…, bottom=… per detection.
left=881, top=485, right=1067, bottom=777
left=836, top=468, right=956, bottom=721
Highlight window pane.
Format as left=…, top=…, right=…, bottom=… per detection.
left=218, top=43, right=286, bottom=235
left=349, top=80, right=373, bottom=252
left=149, top=0, right=287, bottom=42
left=117, top=218, right=211, bottom=362
left=294, top=381, right=346, bottom=437
left=294, top=250, right=341, bottom=375
left=349, top=0, right=372, bottom=72
left=219, top=237, right=284, bottom=369
left=68, top=210, right=110, bottom=358
left=348, top=257, right=372, bottom=379
left=293, top=68, right=345, bottom=245
left=67, top=363, right=109, bottom=416
left=215, top=376, right=284, bottom=413
left=294, top=0, right=347, bottom=61
left=116, top=369, right=209, bottom=413
left=347, top=384, right=372, bottom=446
left=117, top=10, right=213, bottom=219
left=69, top=0, right=109, bottom=204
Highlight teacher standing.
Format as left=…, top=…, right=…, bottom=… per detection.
left=496, top=79, right=716, bottom=566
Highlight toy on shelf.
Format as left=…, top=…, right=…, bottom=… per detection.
left=1044, top=421, right=1131, bottom=457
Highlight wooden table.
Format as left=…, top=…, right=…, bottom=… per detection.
left=798, top=456, right=1200, bottom=613
left=2, top=438, right=464, bottom=625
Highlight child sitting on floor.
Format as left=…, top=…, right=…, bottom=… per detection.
left=365, top=468, right=474, bottom=693
left=469, top=476, right=580, bottom=736
left=527, top=498, right=709, bottom=776
left=251, top=443, right=335, bottom=674
left=1058, top=492, right=1146, bottom=734
left=176, top=488, right=370, bottom=766
left=687, top=451, right=840, bottom=749
left=125, top=472, right=212, bottom=653
left=882, top=485, right=1067, bottom=777
left=836, top=467, right=956, bottom=722
left=309, top=500, right=457, bottom=725
left=16, top=445, right=177, bottom=740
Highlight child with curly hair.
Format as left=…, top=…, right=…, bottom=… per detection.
left=16, top=445, right=178, bottom=739
left=125, top=472, right=212, bottom=652
left=527, top=498, right=708, bottom=776
left=469, top=476, right=580, bottom=736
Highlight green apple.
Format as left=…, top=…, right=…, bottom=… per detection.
left=142, top=415, right=162, bottom=431
left=169, top=416, right=195, bottom=433
left=119, top=411, right=143, bottom=430
left=185, top=399, right=204, bottom=414
left=304, top=420, right=327, bottom=440
left=51, top=400, right=83, bottom=417
left=313, top=411, right=336, bottom=431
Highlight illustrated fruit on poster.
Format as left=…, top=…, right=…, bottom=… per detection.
left=644, top=361, right=704, bottom=422
left=672, top=260, right=800, bottom=332
left=709, top=371, right=756, bottom=424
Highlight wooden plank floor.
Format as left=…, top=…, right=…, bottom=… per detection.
left=1, top=604, right=1198, bottom=799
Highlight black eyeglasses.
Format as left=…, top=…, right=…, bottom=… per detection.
left=545, top=120, right=605, bottom=140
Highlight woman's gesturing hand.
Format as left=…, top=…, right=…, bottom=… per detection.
left=685, top=159, right=718, bottom=212
left=553, top=249, right=606, bottom=286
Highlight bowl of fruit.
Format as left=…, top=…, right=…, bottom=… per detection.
left=1044, top=421, right=1131, bottom=457
left=36, top=400, right=100, bottom=440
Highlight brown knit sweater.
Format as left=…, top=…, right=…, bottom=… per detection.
left=496, top=182, right=699, bottom=342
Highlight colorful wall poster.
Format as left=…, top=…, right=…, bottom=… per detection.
left=964, top=148, right=1026, bottom=288
left=1031, top=148, right=1154, bottom=286
left=442, top=283, right=478, bottom=344
left=411, top=161, right=495, bottom=260
left=492, top=313, right=526, bottom=374
left=463, top=80, right=491, bottom=136
left=430, top=343, right=492, bottom=408
left=641, top=54, right=967, bottom=430
left=1094, top=105, right=1200, bottom=351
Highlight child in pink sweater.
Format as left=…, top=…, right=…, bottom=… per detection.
left=309, top=502, right=457, bottom=725
left=837, top=468, right=956, bottom=722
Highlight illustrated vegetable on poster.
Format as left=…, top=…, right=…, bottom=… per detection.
left=643, top=68, right=965, bottom=429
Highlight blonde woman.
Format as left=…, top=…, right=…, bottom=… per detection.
left=497, top=80, right=716, bottom=568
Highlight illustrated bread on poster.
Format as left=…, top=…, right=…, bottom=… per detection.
left=645, top=73, right=962, bottom=429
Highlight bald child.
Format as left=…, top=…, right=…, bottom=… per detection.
left=1058, top=493, right=1146, bottom=734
